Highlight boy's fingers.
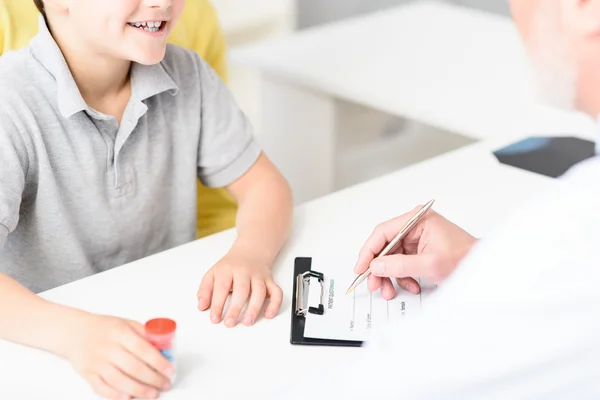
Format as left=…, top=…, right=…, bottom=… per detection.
left=224, top=274, right=251, bottom=328
left=197, top=270, right=214, bottom=311
left=101, top=364, right=157, bottom=400
left=265, top=280, right=283, bottom=319
left=88, top=374, right=123, bottom=400
left=210, top=273, right=233, bottom=324
left=122, top=325, right=174, bottom=379
left=111, top=347, right=170, bottom=391
left=243, top=279, right=267, bottom=326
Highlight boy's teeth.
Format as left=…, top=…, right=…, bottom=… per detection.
left=129, top=21, right=162, bottom=32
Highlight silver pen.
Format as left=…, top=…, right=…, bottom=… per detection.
left=345, top=199, right=435, bottom=295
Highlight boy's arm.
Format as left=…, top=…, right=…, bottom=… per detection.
left=0, top=111, right=78, bottom=356
left=0, top=270, right=84, bottom=358
left=0, top=270, right=176, bottom=398
left=0, top=111, right=174, bottom=398
left=226, top=152, right=293, bottom=268
left=194, top=54, right=293, bottom=326
left=196, top=152, right=293, bottom=327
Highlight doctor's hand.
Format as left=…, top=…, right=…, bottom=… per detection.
left=354, top=207, right=477, bottom=300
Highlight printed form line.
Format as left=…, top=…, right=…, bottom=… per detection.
left=351, top=289, right=356, bottom=331
left=386, top=300, right=389, bottom=321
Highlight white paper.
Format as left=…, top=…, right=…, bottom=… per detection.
left=303, top=257, right=437, bottom=342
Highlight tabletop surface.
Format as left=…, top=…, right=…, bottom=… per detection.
left=0, top=134, right=565, bottom=399
left=230, top=1, right=595, bottom=140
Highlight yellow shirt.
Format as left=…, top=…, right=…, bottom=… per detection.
left=0, top=0, right=238, bottom=238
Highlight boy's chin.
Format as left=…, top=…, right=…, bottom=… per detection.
left=130, top=49, right=167, bottom=66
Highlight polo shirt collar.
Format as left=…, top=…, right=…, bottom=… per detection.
left=130, top=60, right=178, bottom=102
left=30, top=15, right=178, bottom=119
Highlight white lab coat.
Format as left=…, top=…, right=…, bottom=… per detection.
left=273, top=155, right=600, bottom=399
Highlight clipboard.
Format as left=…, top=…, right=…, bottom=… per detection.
left=290, top=257, right=362, bottom=347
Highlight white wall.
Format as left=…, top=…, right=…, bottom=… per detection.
left=297, top=0, right=408, bottom=28
left=297, top=0, right=509, bottom=29
left=452, top=0, right=509, bottom=15
left=216, top=0, right=297, bottom=135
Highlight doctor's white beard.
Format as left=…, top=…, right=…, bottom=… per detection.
left=527, top=1, right=578, bottom=111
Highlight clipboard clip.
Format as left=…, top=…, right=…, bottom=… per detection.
left=295, top=270, right=325, bottom=317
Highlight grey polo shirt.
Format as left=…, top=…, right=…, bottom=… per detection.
left=0, top=17, right=261, bottom=293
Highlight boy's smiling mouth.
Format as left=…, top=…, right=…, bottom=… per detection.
left=127, top=21, right=166, bottom=34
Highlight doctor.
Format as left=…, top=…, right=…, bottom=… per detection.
left=275, top=0, right=600, bottom=398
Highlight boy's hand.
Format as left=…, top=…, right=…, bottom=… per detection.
left=64, top=314, right=174, bottom=400
left=197, top=241, right=283, bottom=327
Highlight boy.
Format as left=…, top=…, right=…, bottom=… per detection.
left=0, top=0, right=293, bottom=399
left=1, top=0, right=239, bottom=241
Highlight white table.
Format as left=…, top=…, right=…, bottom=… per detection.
left=0, top=135, right=562, bottom=399
left=230, top=0, right=595, bottom=204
